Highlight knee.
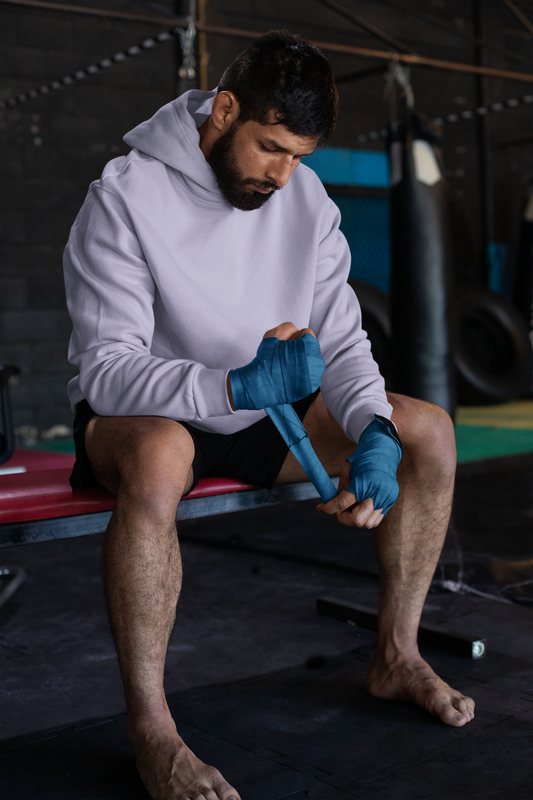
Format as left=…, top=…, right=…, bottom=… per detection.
left=388, top=393, right=456, bottom=482
left=108, top=419, right=195, bottom=523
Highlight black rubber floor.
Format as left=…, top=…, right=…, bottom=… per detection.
left=178, top=453, right=533, bottom=605
left=1, top=590, right=532, bottom=800
left=1, top=453, right=532, bottom=799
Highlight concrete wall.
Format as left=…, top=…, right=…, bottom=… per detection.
left=1, top=0, right=531, bottom=441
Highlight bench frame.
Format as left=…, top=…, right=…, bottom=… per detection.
left=0, top=479, right=334, bottom=549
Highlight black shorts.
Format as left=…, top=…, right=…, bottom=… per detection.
left=69, top=390, right=319, bottom=495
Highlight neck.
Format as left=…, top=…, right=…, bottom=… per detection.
left=198, top=118, right=218, bottom=161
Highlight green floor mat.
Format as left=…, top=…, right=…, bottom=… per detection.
left=25, top=440, right=76, bottom=454
left=455, top=425, right=533, bottom=463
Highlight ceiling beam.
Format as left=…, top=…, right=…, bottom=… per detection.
left=1, top=0, right=532, bottom=83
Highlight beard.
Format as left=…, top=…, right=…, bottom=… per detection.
left=208, top=123, right=280, bottom=211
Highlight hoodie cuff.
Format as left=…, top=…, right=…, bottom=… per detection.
left=194, top=367, right=235, bottom=419
left=345, top=398, right=394, bottom=443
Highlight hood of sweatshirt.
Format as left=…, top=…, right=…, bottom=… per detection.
left=122, top=88, right=223, bottom=203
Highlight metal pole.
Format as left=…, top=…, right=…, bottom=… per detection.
left=475, top=0, right=494, bottom=286
left=198, top=0, right=210, bottom=91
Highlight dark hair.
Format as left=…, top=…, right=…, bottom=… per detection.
left=218, top=30, right=338, bottom=149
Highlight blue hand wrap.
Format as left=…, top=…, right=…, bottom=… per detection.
left=229, top=334, right=337, bottom=503
left=230, top=334, right=325, bottom=411
left=346, top=416, right=403, bottom=516
left=266, top=404, right=338, bottom=503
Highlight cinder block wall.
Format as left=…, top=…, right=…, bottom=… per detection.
left=1, top=0, right=531, bottom=442
left=0, top=1, right=178, bottom=441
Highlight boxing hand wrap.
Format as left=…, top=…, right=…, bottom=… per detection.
left=229, top=333, right=325, bottom=411
left=266, top=404, right=338, bottom=503
left=346, top=416, right=403, bottom=516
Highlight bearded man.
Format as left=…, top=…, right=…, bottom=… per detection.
left=64, top=30, right=474, bottom=800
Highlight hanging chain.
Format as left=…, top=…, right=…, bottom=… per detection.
left=178, top=17, right=197, bottom=80
left=384, top=58, right=415, bottom=122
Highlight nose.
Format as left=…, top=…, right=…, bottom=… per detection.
left=267, top=157, right=296, bottom=188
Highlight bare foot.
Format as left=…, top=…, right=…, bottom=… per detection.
left=366, top=654, right=475, bottom=727
left=128, top=710, right=240, bottom=800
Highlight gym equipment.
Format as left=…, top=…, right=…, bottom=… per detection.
left=455, top=287, right=533, bottom=404
left=0, top=365, right=20, bottom=465
left=316, top=597, right=486, bottom=659
left=388, top=114, right=456, bottom=417
left=513, top=183, right=533, bottom=336
left=0, top=566, right=26, bottom=608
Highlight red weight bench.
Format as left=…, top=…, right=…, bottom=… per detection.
left=0, top=451, right=486, bottom=659
left=0, top=448, right=324, bottom=549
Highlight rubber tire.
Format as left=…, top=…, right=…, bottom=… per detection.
left=455, top=288, right=533, bottom=405
left=348, top=280, right=392, bottom=387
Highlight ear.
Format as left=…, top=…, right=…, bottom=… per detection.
left=210, top=91, right=240, bottom=133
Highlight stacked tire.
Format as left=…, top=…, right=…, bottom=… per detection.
left=454, top=288, right=532, bottom=404
left=349, top=281, right=532, bottom=404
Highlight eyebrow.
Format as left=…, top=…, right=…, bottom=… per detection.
left=262, top=136, right=316, bottom=157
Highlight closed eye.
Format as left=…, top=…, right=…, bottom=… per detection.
left=260, top=143, right=304, bottom=160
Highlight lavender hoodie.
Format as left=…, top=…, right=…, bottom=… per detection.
left=64, top=89, right=392, bottom=442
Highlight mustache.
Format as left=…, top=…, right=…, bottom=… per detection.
left=243, top=179, right=280, bottom=191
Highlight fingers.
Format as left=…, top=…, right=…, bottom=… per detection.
left=317, top=488, right=356, bottom=517
left=263, top=322, right=299, bottom=340
left=262, top=322, right=317, bottom=341
left=289, top=327, right=317, bottom=340
left=317, top=492, right=384, bottom=529
left=366, top=507, right=385, bottom=528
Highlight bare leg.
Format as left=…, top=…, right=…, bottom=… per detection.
left=86, top=415, right=240, bottom=800
left=365, top=393, right=474, bottom=726
left=277, top=392, right=475, bottom=727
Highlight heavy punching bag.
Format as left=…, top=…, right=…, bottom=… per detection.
left=513, top=182, right=533, bottom=341
left=389, top=115, right=456, bottom=418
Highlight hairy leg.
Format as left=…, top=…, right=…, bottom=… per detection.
left=365, top=393, right=474, bottom=726
left=86, top=415, right=240, bottom=800
left=277, top=392, right=474, bottom=727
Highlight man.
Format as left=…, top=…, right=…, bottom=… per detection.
left=64, top=30, right=474, bottom=800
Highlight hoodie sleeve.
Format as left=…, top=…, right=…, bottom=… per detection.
left=309, top=195, right=393, bottom=443
left=64, top=186, right=232, bottom=419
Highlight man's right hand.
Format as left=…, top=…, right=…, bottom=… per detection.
left=227, top=321, right=324, bottom=411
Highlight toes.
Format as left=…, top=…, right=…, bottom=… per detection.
left=195, top=789, right=218, bottom=800
left=441, top=695, right=475, bottom=727
left=219, top=791, right=240, bottom=800
left=186, top=787, right=235, bottom=800
left=216, top=783, right=240, bottom=800
left=442, top=705, right=469, bottom=727
left=454, top=695, right=475, bottom=721
left=453, top=713, right=469, bottom=726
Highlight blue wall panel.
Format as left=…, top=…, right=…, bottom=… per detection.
left=304, top=148, right=392, bottom=293
left=330, top=194, right=392, bottom=294
left=304, top=148, right=390, bottom=188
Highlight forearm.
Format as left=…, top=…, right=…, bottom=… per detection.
left=72, top=347, right=232, bottom=420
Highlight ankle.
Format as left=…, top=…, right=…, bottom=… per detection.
left=373, top=636, right=421, bottom=670
left=126, top=703, right=177, bottom=742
